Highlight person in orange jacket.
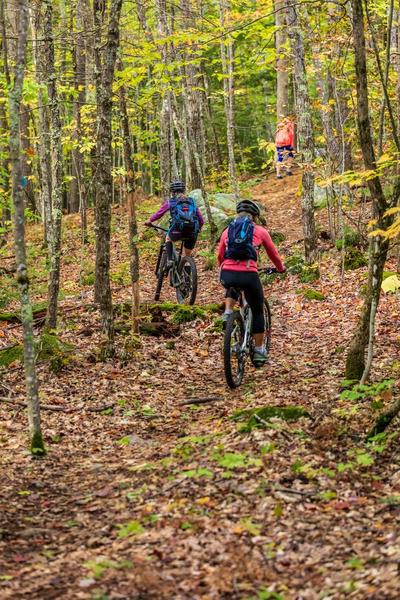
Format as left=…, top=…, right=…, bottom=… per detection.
left=275, top=117, right=295, bottom=179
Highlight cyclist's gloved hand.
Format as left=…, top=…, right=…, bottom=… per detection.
left=144, top=220, right=152, bottom=227
left=278, top=266, right=287, bottom=273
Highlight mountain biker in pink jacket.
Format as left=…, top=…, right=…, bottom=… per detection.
left=275, top=117, right=295, bottom=179
left=217, top=199, right=285, bottom=366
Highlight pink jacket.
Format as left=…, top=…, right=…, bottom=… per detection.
left=275, top=122, right=294, bottom=147
left=217, top=224, right=285, bottom=273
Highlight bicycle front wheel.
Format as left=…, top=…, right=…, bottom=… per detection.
left=224, top=311, right=245, bottom=389
left=154, top=249, right=167, bottom=301
left=175, top=256, right=197, bottom=305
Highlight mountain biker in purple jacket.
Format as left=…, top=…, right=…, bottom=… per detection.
left=145, top=180, right=204, bottom=268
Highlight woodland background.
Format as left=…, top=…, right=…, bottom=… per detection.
left=0, top=0, right=400, bottom=598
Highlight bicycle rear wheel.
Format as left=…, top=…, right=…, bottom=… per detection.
left=223, top=311, right=245, bottom=388
left=154, top=249, right=167, bottom=301
left=175, top=256, right=197, bottom=305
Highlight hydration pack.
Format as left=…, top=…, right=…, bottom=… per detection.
left=169, top=196, right=199, bottom=233
left=224, top=216, right=257, bottom=261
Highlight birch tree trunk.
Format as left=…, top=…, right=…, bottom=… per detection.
left=70, top=0, right=86, bottom=211
left=93, top=0, right=122, bottom=355
left=118, top=73, right=140, bottom=333
left=31, top=5, right=52, bottom=247
left=219, top=0, right=239, bottom=198
left=8, top=0, right=45, bottom=455
left=156, top=0, right=176, bottom=196
left=275, top=0, right=289, bottom=119
left=44, top=0, right=63, bottom=330
left=0, top=0, right=10, bottom=225
left=286, top=1, right=317, bottom=264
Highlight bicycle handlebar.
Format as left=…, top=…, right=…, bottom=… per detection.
left=147, top=223, right=168, bottom=233
left=259, top=267, right=278, bottom=275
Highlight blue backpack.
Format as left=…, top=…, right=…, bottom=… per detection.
left=224, top=216, right=257, bottom=261
left=169, top=195, right=199, bottom=233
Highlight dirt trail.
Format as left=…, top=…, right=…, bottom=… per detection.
left=1, top=172, right=399, bottom=599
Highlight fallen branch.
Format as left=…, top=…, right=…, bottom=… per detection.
left=274, top=486, right=315, bottom=497
left=0, top=398, right=115, bottom=413
left=179, top=396, right=223, bottom=406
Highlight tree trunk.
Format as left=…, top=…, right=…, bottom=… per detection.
left=219, top=0, right=239, bottom=198
left=73, top=0, right=88, bottom=242
left=8, top=0, right=45, bottom=455
left=275, top=0, right=289, bottom=119
left=43, top=0, right=64, bottom=331
left=118, top=71, right=140, bottom=334
left=156, top=0, right=176, bottom=196
left=286, top=1, right=317, bottom=264
left=93, top=0, right=122, bottom=355
left=345, top=0, right=393, bottom=380
left=31, top=5, right=52, bottom=247
left=0, top=0, right=10, bottom=224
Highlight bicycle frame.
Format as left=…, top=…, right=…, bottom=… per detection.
left=239, top=296, right=253, bottom=357
left=234, top=266, right=277, bottom=356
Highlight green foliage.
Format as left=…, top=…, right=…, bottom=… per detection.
left=270, top=231, right=285, bottom=245
left=299, top=288, right=325, bottom=301
left=244, top=588, right=284, bottom=600
left=212, top=451, right=262, bottom=469
left=198, top=248, right=217, bottom=270
left=84, top=558, right=133, bottom=580
left=299, top=264, right=320, bottom=283
left=81, top=272, right=95, bottom=286
left=335, top=226, right=361, bottom=250
left=110, top=261, right=130, bottom=285
left=117, top=520, right=145, bottom=538
left=339, top=380, right=393, bottom=402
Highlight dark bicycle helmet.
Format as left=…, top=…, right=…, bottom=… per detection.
left=236, top=199, right=260, bottom=217
left=170, top=180, right=185, bottom=193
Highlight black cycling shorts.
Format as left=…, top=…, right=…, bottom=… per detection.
left=169, top=229, right=198, bottom=250
left=220, top=269, right=265, bottom=334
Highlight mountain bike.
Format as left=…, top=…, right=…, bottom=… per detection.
left=150, top=224, right=198, bottom=305
left=223, top=267, right=277, bottom=389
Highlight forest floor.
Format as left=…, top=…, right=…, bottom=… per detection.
left=1, top=171, right=400, bottom=600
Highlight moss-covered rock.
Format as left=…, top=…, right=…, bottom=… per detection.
left=231, top=405, right=311, bottom=432
left=0, top=344, right=24, bottom=367
left=344, top=247, right=368, bottom=271
left=171, top=305, right=205, bottom=324
left=0, top=333, right=74, bottom=372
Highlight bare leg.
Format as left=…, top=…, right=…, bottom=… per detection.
left=183, top=247, right=192, bottom=257
left=225, top=297, right=236, bottom=311
left=286, top=156, right=293, bottom=173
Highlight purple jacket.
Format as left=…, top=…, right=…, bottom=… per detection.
left=149, top=199, right=205, bottom=229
